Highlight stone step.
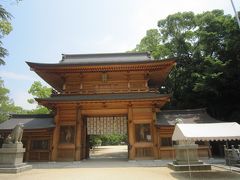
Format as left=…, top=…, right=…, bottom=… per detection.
left=0, top=164, right=32, bottom=174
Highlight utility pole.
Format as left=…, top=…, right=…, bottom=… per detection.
left=230, top=0, right=240, bottom=29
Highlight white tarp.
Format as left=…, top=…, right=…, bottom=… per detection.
left=172, top=122, right=240, bottom=141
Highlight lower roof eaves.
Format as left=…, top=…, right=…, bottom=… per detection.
left=36, top=92, right=171, bottom=103
left=156, top=108, right=223, bottom=126
left=0, top=114, right=55, bottom=130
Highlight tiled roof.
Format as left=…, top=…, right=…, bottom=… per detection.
left=60, top=52, right=152, bottom=64
left=37, top=92, right=170, bottom=102
left=156, top=109, right=222, bottom=125
left=0, top=114, right=55, bottom=130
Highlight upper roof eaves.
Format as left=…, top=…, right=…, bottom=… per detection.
left=26, top=52, right=176, bottom=71
left=26, top=58, right=176, bottom=68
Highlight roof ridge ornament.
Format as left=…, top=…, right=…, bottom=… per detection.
left=175, top=118, right=183, bottom=125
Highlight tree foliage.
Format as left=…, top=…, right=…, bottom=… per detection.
left=133, top=29, right=170, bottom=59
left=134, top=10, right=240, bottom=122
left=0, top=3, right=25, bottom=123
left=0, top=4, right=12, bottom=65
left=0, top=78, right=25, bottom=122
left=27, top=81, right=52, bottom=114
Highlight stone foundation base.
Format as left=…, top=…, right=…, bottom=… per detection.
left=168, top=162, right=211, bottom=171
left=173, top=160, right=204, bottom=165
left=0, top=143, right=32, bottom=173
left=0, top=163, right=32, bottom=174
left=235, top=164, right=240, bottom=168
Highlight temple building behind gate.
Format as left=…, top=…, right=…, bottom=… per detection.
left=0, top=52, right=220, bottom=161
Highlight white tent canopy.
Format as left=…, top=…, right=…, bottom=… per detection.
left=172, top=122, right=240, bottom=141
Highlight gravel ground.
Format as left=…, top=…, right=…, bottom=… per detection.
left=1, top=145, right=240, bottom=180
left=90, top=145, right=128, bottom=159
left=0, top=166, right=240, bottom=180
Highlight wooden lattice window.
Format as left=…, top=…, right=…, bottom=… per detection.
left=31, top=140, right=49, bottom=150
left=160, top=137, right=172, bottom=147
left=135, top=147, right=153, bottom=157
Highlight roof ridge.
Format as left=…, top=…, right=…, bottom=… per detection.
left=61, top=52, right=150, bottom=58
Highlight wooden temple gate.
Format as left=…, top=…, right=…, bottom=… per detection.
left=50, top=102, right=162, bottom=161
left=26, top=52, right=176, bottom=161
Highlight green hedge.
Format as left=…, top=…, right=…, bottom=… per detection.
left=89, top=134, right=127, bottom=147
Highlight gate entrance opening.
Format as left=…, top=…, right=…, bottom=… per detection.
left=86, top=116, right=128, bottom=160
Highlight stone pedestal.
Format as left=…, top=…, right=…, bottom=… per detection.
left=0, top=143, right=32, bottom=173
left=174, top=144, right=202, bottom=165
left=168, top=144, right=211, bottom=171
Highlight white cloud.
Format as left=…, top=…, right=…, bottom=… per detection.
left=12, top=91, right=36, bottom=110
left=96, top=35, right=114, bottom=46
left=0, top=71, right=34, bottom=81
left=94, top=35, right=133, bottom=53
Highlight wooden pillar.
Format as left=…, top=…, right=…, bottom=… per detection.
left=51, top=107, right=60, bottom=161
left=78, top=114, right=86, bottom=159
left=49, top=134, right=53, bottom=161
left=157, top=128, right=161, bottom=159
left=25, top=137, right=31, bottom=161
left=152, top=107, right=158, bottom=159
left=128, top=104, right=135, bottom=160
left=81, top=117, right=87, bottom=159
left=80, top=116, right=84, bottom=159
left=75, top=105, right=81, bottom=161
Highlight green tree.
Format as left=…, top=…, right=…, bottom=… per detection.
left=0, top=2, right=26, bottom=122
left=0, top=4, right=12, bottom=65
left=89, top=134, right=127, bottom=147
left=0, top=78, right=25, bottom=122
left=134, top=10, right=240, bottom=122
left=133, top=29, right=170, bottom=59
left=27, top=81, right=52, bottom=114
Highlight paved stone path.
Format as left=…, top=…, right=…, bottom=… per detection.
left=90, top=145, right=128, bottom=159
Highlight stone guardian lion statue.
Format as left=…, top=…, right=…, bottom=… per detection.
left=5, top=123, right=24, bottom=144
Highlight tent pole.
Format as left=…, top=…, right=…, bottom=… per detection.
left=230, top=0, right=240, bottom=29
left=186, top=140, right=192, bottom=179
left=226, top=141, right=232, bottom=172
left=171, top=139, right=174, bottom=163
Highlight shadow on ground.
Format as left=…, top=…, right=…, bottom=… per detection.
left=30, top=158, right=170, bottom=169
left=170, top=170, right=240, bottom=180
left=90, top=151, right=128, bottom=158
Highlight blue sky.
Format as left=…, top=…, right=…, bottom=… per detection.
left=0, top=0, right=239, bottom=109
